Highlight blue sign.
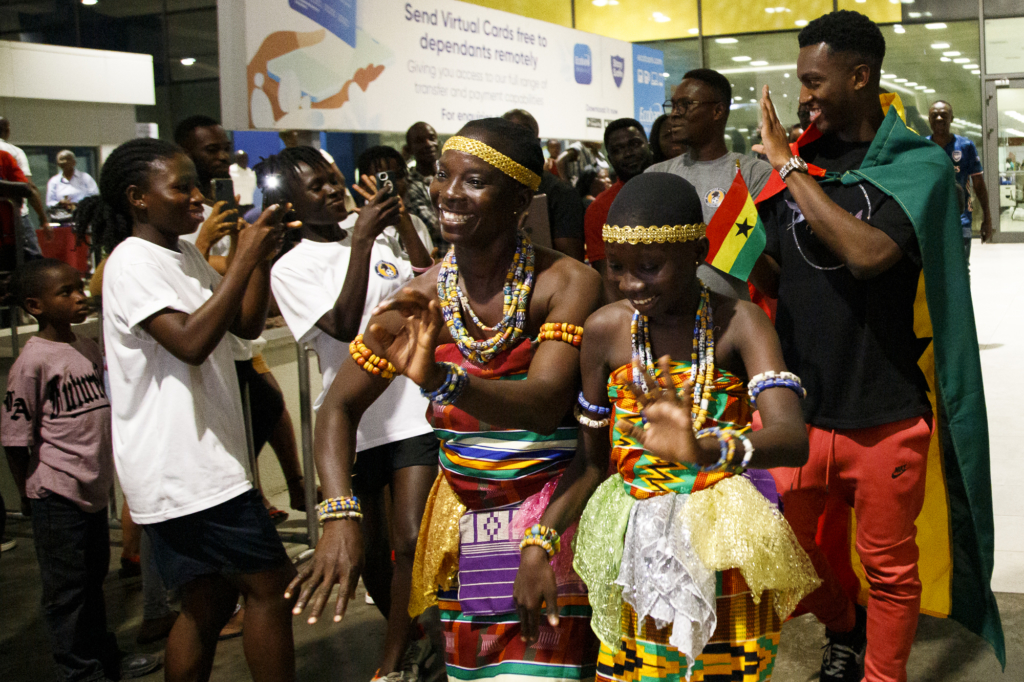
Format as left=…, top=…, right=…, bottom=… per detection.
left=611, top=55, right=624, bottom=88
left=574, top=44, right=592, bottom=85
left=632, top=44, right=666, bottom=137
left=289, top=0, right=356, bottom=48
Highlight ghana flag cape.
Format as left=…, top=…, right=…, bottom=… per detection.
left=800, top=96, right=1004, bottom=665
left=705, top=163, right=767, bottom=282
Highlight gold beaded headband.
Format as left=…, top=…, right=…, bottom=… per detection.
left=442, top=136, right=542, bottom=191
left=602, top=223, right=707, bottom=244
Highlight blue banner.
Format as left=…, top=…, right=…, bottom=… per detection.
left=289, top=0, right=356, bottom=48
left=632, top=44, right=666, bottom=138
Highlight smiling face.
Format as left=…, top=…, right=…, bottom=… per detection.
left=407, top=123, right=439, bottom=171
left=797, top=43, right=871, bottom=137
left=131, top=153, right=207, bottom=237
left=604, top=239, right=708, bottom=318
left=606, top=126, right=653, bottom=183
left=26, top=263, right=90, bottom=326
left=429, top=132, right=531, bottom=246
left=288, top=160, right=348, bottom=226
left=928, top=102, right=953, bottom=139
left=185, top=124, right=232, bottom=184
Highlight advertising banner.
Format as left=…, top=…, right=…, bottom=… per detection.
left=219, top=0, right=663, bottom=139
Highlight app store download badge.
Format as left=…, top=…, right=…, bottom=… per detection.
left=574, top=44, right=592, bottom=85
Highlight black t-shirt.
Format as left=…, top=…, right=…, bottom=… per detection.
left=538, top=171, right=585, bottom=242
left=762, top=133, right=931, bottom=429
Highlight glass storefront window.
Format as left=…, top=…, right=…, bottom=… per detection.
left=985, top=18, right=1024, bottom=75
left=641, top=39, right=701, bottom=100
left=576, top=1, right=699, bottom=42
left=994, top=85, right=1024, bottom=233
left=836, top=0, right=901, bottom=26
left=701, top=0, right=830, bottom=37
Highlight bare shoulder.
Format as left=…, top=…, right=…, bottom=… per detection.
left=403, top=264, right=442, bottom=299
left=583, top=300, right=632, bottom=344
left=534, top=246, right=602, bottom=299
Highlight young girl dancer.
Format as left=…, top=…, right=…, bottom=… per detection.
left=514, top=172, right=820, bottom=681
left=75, top=138, right=297, bottom=682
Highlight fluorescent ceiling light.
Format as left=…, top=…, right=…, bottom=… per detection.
left=739, top=128, right=749, bottom=132
left=894, top=78, right=908, bottom=83
left=783, top=93, right=788, bottom=97
left=750, top=61, right=768, bottom=66
left=924, top=88, right=935, bottom=93
left=943, top=51, right=960, bottom=56
left=795, top=19, right=808, bottom=27
left=925, top=23, right=947, bottom=29
left=963, top=64, right=979, bottom=69
left=914, top=85, right=927, bottom=90
left=954, top=57, right=970, bottom=63
left=732, top=56, right=752, bottom=62
left=906, top=82, right=918, bottom=86
left=909, top=12, right=921, bottom=17
left=972, top=69, right=981, bottom=74
left=881, top=73, right=897, bottom=79
left=930, top=43, right=949, bottom=49
left=180, top=57, right=196, bottom=66
left=893, top=24, right=905, bottom=34
left=591, top=0, right=608, bottom=5
left=940, top=57, right=951, bottom=62
left=715, top=38, right=738, bottom=44
left=749, top=99, right=757, bottom=103
left=652, top=12, right=670, bottom=22
left=717, top=63, right=797, bottom=74
left=81, top=0, right=97, bottom=4
left=688, top=28, right=699, bottom=35
left=784, top=72, right=790, bottom=78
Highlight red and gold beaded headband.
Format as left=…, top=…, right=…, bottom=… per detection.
left=602, top=223, right=707, bottom=244
left=442, top=136, right=542, bottom=191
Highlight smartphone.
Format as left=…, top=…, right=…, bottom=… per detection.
left=376, top=170, right=399, bottom=199
left=212, top=178, right=236, bottom=209
left=261, top=179, right=298, bottom=225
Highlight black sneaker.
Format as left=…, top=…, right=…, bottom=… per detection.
left=821, top=604, right=867, bottom=682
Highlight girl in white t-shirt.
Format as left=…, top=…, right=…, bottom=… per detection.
left=74, top=138, right=297, bottom=682
left=262, top=145, right=435, bottom=681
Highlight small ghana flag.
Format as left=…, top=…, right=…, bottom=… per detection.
left=704, top=162, right=766, bottom=281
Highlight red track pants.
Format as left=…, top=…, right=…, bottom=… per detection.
left=771, top=414, right=932, bottom=682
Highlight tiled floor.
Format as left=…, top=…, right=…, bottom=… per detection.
left=970, top=241, right=1024, bottom=593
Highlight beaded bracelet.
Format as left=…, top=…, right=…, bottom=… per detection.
left=319, top=511, right=363, bottom=525
left=577, top=392, right=612, bottom=417
left=349, top=335, right=397, bottom=380
left=538, top=322, right=583, bottom=347
left=420, top=362, right=469, bottom=406
left=747, top=371, right=806, bottom=406
left=736, top=431, right=755, bottom=469
left=316, top=496, right=361, bottom=523
left=519, top=523, right=562, bottom=560
left=694, top=426, right=743, bottom=473
left=574, top=405, right=611, bottom=429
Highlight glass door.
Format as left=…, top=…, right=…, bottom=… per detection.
left=985, top=77, right=1024, bottom=240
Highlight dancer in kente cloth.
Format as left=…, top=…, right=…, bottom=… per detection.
left=514, top=173, right=821, bottom=682
left=286, top=118, right=604, bottom=681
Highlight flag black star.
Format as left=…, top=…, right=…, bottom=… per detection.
left=735, top=216, right=755, bottom=238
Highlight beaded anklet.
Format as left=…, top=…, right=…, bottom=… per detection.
left=421, top=362, right=469, bottom=406
left=574, top=405, right=611, bottom=429
left=519, top=524, right=561, bottom=560
left=349, top=335, right=397, bottom=380
left=747, top=371, right=806, bottom=406
left=538, top=322, right=583, bottom=347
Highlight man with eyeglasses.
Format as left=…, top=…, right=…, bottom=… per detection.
left=647, top=68, right=774, bottom=299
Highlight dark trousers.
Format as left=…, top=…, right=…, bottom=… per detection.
left=31, top=494, right=121, bottom=682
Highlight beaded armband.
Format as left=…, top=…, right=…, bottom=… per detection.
left=350, top=335, right=397, bottom=380
left=574, top=405, right=611, bottom=429
left=317, top=496, right=362, bottom=524
left=747, top=371, right=806, bottom=406
left=519, top=524, right=561, bottom=560
left=577, top=392, right=611, bottom=417
left=421, top=362, right=469, bottom=406
left=538, top=323, right=583, bottom=347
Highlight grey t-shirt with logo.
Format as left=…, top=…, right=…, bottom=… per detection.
left=647, top=151, right=774, bottom=300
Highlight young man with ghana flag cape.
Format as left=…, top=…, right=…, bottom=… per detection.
left=752, top=10, right=1002, bottom=682
left=285, top=117, right=604, bottom=682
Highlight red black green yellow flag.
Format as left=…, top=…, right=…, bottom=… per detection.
left=704, top=163, right=765, bottom=282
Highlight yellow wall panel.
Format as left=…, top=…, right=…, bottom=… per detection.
left=702, top=0, right=832, bottom=36
left=837, top=0, right=902, bottom=25
left=575, top=0, right=699, bottom=42
left=456, top=0, right=574, bottom=28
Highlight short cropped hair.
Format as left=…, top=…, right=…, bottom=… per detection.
left=173, top=114, right=220, bottom=148
left=682, top=69, right=732, bottom=106
left=799, top=10, right=885, bottom=78
left=604, top=118, right=647, bottom=149
left=357, top=145, right=406, bottom=178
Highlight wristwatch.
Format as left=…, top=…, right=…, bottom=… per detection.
left=778, top=156, right=809, bottom=182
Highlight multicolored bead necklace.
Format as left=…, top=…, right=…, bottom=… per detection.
left=438, top=231, right=535, bottom=364
left=630, top=282, right=714, bottom=432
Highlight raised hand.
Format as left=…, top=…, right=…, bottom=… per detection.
left=236, top=202, right=297, bottom=264
left=368, top=288, right=444, bottom=388
left=617, top=356, right=709, bottom=466
left=513, top=545, right=560, bottom=645
left=284, top=520, right=363, bottom=624
left=351, top=180, right=401, bottom=243
left=759, top=85, right=796, bottom=171
left=195, top=200, right=239, bottom=256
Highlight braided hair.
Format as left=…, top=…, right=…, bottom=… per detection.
left=74, top=138, right=183, bottom=259
left=252, top=145, right=332, bottom=206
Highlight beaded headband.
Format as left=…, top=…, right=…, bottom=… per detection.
left=602, top=223, right=707, bottom=244
left=442, top=136, right=542, bottom=191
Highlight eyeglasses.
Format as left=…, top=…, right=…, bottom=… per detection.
left=662, top=99, right=719, bottom=116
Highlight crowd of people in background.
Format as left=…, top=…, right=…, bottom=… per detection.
left=0, top=9, right=1002, bottom=682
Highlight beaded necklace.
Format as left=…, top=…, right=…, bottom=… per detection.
left=630, top=282, right=714, bottom=432
left=437, top=231, right=535, bottom=364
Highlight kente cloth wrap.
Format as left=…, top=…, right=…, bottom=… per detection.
left=411, top=338, right=598, bottom=681
left=573, top=361, right=819, bottom=681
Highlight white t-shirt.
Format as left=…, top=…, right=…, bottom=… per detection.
left=103, top=237, right=252, bottom=523
left=383, top=214, right=434, bottom=256
left=271, top=214, right=432, bottom=451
